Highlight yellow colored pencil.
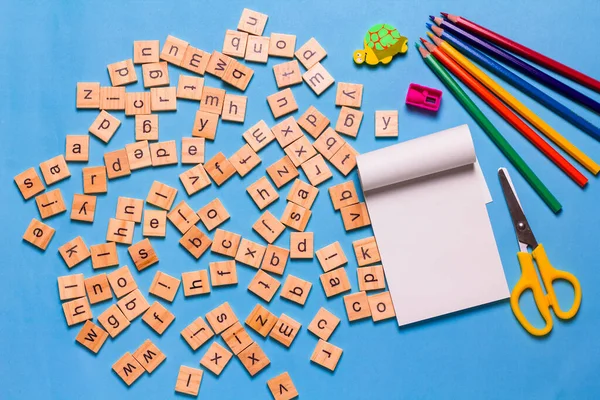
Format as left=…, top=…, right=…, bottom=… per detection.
left=433, top=36, right=600, bottom=175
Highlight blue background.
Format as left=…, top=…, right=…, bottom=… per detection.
left=1, top=0, right=600, bottom=398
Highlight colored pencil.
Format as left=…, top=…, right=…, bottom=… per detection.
left=427, top=24, right=600, bottom=143
left=421, top=37, right=587, bottom=188
left=428, top=27, right=600, bottom=175
left=416, top=43, right=561, bottom=213
left=430, top=16, right=600, bottom=114
left=441, top=12, right=600, bottom=93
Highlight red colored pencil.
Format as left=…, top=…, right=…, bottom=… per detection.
left=441, top=13, right=600, bottom=93
left=420, top=36, right=587, bottom=187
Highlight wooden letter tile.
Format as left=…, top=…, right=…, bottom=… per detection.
left=271, top=116, right=303, bottom=148
left=252, top=211, right=286, bottom=244
left=290, top=232, right=313, bottom=259
left=200, top=86, right=226, bottom=115
left=238, top=341, right=270, bottom=376
left=90, top=242, right=119, bottom=269
left=143, top=209, right=167, bottom=237
left=329, top=181, right=359, bottom=211
left=82, top=166, right=107, bottom=194
left=14, top=167, right=45, bottom=200
left=35, top=189, right=66, bottom=219
left=269, top=33, right=296, bottom=58
left=112, top=352, right=144, bottom=386
left=160, top=35, right=189, bottom=65
left=197, top=198, right=229, bottom=231
left=335, top=106, right=364, bottom=137
left=221, top=321, right=253, bottom=355
left=99, top=86, right=126, bottom=110
left=316, top=242, right=347, bottom=272
left=59, top=236, right=91, bottom=268
left=181, top=270, right=211, bottom=297
left=65, top=135, right=89, bottom=162
left=76, top=320, right=108, bottom=354
left=343, top=291, right=371, bottom=321
left=181, top=316, right=214, bottom=351
left=125, top=92, right=151, bottom=116
left=76, top=82, right=100, bottom=108
left=192, top=110, right=219, bottom=140
left=270, top=313, right=301, bottom=347
left=181, top=137, right=205, bottom=164
left=358, top=265, right=386, bottom=292
left=39, top=155, right=70, bottom=186
left=142, top=61, right=169, bottom=88
left=295, top=38, right=326, bottom=69
left=116, top=197, right=144, bottom=223
left=248, top=269, right=280, bottom=302
left=128, top=238, right=159, bottom=271
left=104, top=149, right=131, bottom=179
left=330, top=142, right=358, bottom=176
left=181, top=46, right=211, bottom=75
left=117, top=288, right=150, bottom=321
left=211, top=229, right=241, bottom=257
left=150, top=87, right=177, bottom=112
left=243, top=120, right=275, bottom=152
left=135, top=114, right=159, bottom=141
left=223, top=29, right=248, bottom=58
left=368, top=291, right=396, bottom=322
left=301, top=154, right=332, bottom=186
left=107, top=265, right=138, bottom=298
left=267, top=372, right=298, bottom=400
left=179, top=226, right=212, bottom=259
left=98, top=303, right=130, bottom=338
left=206, top=302, right=238, bottom=334
left=133, top=40, right=160, bottom=64
left=375, top=110, right=399, bottom=137
left=340, top=202, right=371, bottom=231
left=175, top=366, right=203, bottom=396
left=84, top=273, right=113, bottom=304
left=106, top=218, right=135, bottom=245
left=307, top=307, right=340, bottom=341
left=146, top=181, right=177, bottom=210
left=57, top=273, right=86, bottom=300
left=149, top=271, right=180, bottom=302
left=89, top=110, right=121, bottom=143
left=222, top=94, right=247, bottom=123
left=132, top=339, right=166, bottom=373
left=229, top=143, right=261, bottom=177
left=222, top=59, right=254, bottom=91
left=335, top=83, right=363, bottom=108
left=273, top=60, right=302, bottom=88
left=71, top=194, right=96, bottom=222
left=167, top=200, right=200, bottom=234
left=235, top=238, right=266, bottom=268
left=150, top=140, right=178, bottom=166
left=287, top=179, right=318, bottom=209
left=313, top=127, right=345, bottom=160
left=298, top=106, right=329, bottom=139
left=205, top=51, right=233, bottom=78
left=23, top=218, right=55, bottom=250
left=267, top=88, right=298, bottom=119
left=200, top=342, right=232, bottom=376
left=261, top=244, right=289, bottom=275
left=205, top=152, right=236, bottom=186
left=284, top=136, right=317, bottom=167
left=280, top=202, right=311, bottom=231
left=62, top=296, right=92, bottom=326
left=266, top=156, right=298, bottom=188
left=179, top=164, right=211, bottom=195
left=238, top=8, right=268, bottom=35
left=245, top=36, right=270, bottom=63
left=247, top=176, right=279, bottom=210
left=177, top=75, right=204, bottom=101
left=303, top=63, right=334, bottom=96
left=320, top=268, right=351, bottom=298
left=310, top=340, right=342, bottom=371
left=209, top=260, right=238, bottom=287
left=353, top=236, right=381, bottom=266
left=280, top=274, right=312, bottom=306
left=245, top=304, right=277, bottom=337
left=108, top=59, right=137, bottom=86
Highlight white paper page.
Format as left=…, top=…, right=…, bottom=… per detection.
left=357, top=125, right=508, bottom=327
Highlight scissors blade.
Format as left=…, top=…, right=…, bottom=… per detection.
left=498, top=168, right=538, bottom=252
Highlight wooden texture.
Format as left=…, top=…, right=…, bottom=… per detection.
left=76, top=82, right=100, bottom=108
left=266, top=156, right=298, bottom=188
left=270, top=313, right=301, bottom=347
left=229, top=144, right=261, bottom=177
left=273, top=60, right=302, bottom=88
left=209, top=260, right=238, bottom=287
left=146, top=181, right=177, bottom=210
left=132, top=339, right=166, bottom=373
left=149, top=271, right=181, bottom=302
left=89, top=110, right=121, bottom=143
left=343, top=291, right=372, bottom=321
left=271, top=116, right=303, bottom=148
left=107, top=59, right=137, bottom=86
left=245, top=303, right=277, bottom=337
left=300, top=154, right=332, bottom=186
left=191, top=110, right=219, bottom=140
left=117, top=288, right=150, bottom=321
left=205, top=302, right=238, bottom=334
left=307, top=307, right=340, bottom=341
left=23, top=218, right=55, bottom=250
left=222, top=94, right=247, bottom=123
left=177, top=75, right=204, bottom=101
left=267, top=88, right=298, bottom=119
left=352, top=236, right=381, bottom=266
left=375, top=110, right=399, bottom=137
left=197, top=198, right=229, bottom=231
left=243, top=120, right=275, bottom=152
left=142, top=61, right=169, bottom=88
left=238, top=8, right=268, bottom=35
left=90, top=242, right=119, bottom=269
left=75, top=320, right=108, bottom=354
left=128, top=238, right=159, bottom=271
left=167, top=200, right=200, bottom=234
left=106, top=218, right=135, bottom=244
left=238, top=341, right=270, bottom=376
left=284, top=136, right=317, bottom=167
left=320, top=267, right=351, bottom=298
left=269, top=33, right=296, bottom=58
left=107, top=265, right=138, bottom=298
left=280, top=274, right=312, bottom=306
left=200, top=342, right=232, bottom=376
left=289, top=232, right=313, bottom=259
left=143, top=209, right=167, bottom=237
left=99, top=86, right=126, bottom=110
left=71, top=194, right=96, bottom=222
left=112, top=352, right=144, bottom=386
left=223, top=29, right=249, bottom=58
left=368, top=291, right=396, bottom=322
left=330, top=142, right=358, bottom=176
left=252, top=210, right=285, bottom=243
left=65, top=135, right=89, bottom=162
left=125, top=92, right=151, bottom=116
left=84, top=273, right=112, bottom=304
left=179, top=164, right=211, bottom=196
left=280, top=202, right=311, bottom=231
left=14, top=167, right=45, bottom=200
left=179, top=225, right=212, bottom=259
left=57, top=273, right=86, bottom=300
left=175, top=366, right=203, bottom=396
left=150, top=87, right=177, bottom=112
left=221, top=321, right=253, bottom=355
left=160, top=35, right=189, bottom=65
left=149, top=140, right=178, bottom=166
left=181, top=316, right=214, bottom=351
left=357, top=265, right=386, bottom=292
left=235, top=238, right=267, bottom=268
left=35, top=188, right=66, bottom=219
left=328, top=181, right=359, bottom=211
left=248, top=269, right=280, bottom=302
left=340, top=202, right=371, bottom=230
left=267, top=371, right=299, bottom=400
left=303, top=63, right=334, bottom=96
left=98, top=303, right=130, bottom=338
left=335, top=106, right=363, bottom=137
left=181, top=137, right=205, bottom=164
left=181, top=270, right=211, bottom=297
left=295, top=38, right=326, bottom=69
left=211, top=229, right=242, bottom=258
left=205, top=152, right=236, bottom=186
left=39, top=155, right=71, bottom=186
left=247, top=176, right=279, bottom=210
left=298, top=105, right=329, bottom=139
left=133, top=40, right=159, bottom=64
left=310, top=339, right=343, bottom=371
left=286, top=179, right=318, bottom=209
left=245, top=36, right=270, bottom=63
left=62, top=296, right=92, bottom=326
left=335, top=82, right=363, bottom=108
left=261, top=244, right=289, bottom=275
left=82, top=166, right=107, bottom=194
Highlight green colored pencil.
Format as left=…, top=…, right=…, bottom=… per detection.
left=416, top=43, right=561, bottom=213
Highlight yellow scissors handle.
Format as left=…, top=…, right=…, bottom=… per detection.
left=510, top=244, right=582, bottom=336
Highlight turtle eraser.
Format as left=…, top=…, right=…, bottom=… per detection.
left=406, top=83, right=442, bottom=112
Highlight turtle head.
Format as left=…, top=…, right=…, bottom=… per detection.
left=353, top=50, right=365, bottom=64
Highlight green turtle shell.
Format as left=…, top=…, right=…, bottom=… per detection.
left=365, top=23, right=402, bottom=51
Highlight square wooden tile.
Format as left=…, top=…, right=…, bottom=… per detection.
left=238, top=341, right=270, bottom=376
left=132, top=339, right=166, bottom=373
left=143, top=209, right=167, bottom=237
left=313, top=127, right=345, bottom=160
left=271, top=116, right=303, bottom=148
left=245, top=304, right=277, bottom=337
left=330, top=142, right=358, bottom=176
left=146, top=181, right=177, bottom=210
left=160, top=35, right=189, bottom=65
left=303, top=63, right=334, bottom=96
left=126, top=140, right=152, bottom=171
left=335, top=106, right=363, bottom=137
left=310, top=339, right=342, bottom=371
left=375, top=110, right=398, bottom=137
left=177, top=75, right=204, bottom=101
left=280, top=202, right=311, bottom=231
left=128, top=238, right=159, bottom=271
left=181, top=316, right=214, bottom=351
left=191, top=110, right=219, bottom=140
left=298, top=106, right=329, bottom=139
left=273, top=60, right=302, bottom=88
left=76, top=82, right=100, bottom=108
left=229, top=144, right=261, bottom=177
left=235, top=238, right=266, bottom=268
left=181, top=269, right=211, bottom=297
left=57, top=273, right=86, bottom=300
left=84, top=273, right=112, bottom=304
left=107, top=265, right=138, bottom=298
left=71, top=194, right=96, bottom=222
left=150, top=87, right=177, bottom=112
left=39, top=155, right=70, bottom=186
left=35, top=188, right=66, bottom=219
left=301, top=154, right=332, bottom=186
left=316, top=241, right=347, bottom=272
left=209, top=260, right=238, bottom=287
left=125, top=92, right=152, bottom=116
left=206, top=302, right=238, bottom=334
left=358, top=265, right=386, bottom=292
left=142, top=61, right=169, bottom=88
left=253, top=211, right=286, bottom=244
left=200, top=342, right=232, bottom=376
left=179, top=226, right=212, bottom=259
left=106, top=218, right=135, bottom=245
left=58, top=236, right=90, bottom=268
left=343, top=291, right=371, bottom=321
left=200, top=86, right=226, bottom=115
left=320, top=268, right=351, bottom=298
left=261, top=244, right=289, bottom=275
left=181, top=137, right=205, bottom=164
left=62, top=296, right=92, bottom=326
left=340, top=202, right=371, bottom=231
left=90, top=242, right=119, bottom=269
left=267, top=372, right=298, bottom=400
left=133, top=40, right=159, bottom=64
left=284, top=136, right=317, bottom=167
left=280, top=274, right=312, bottom=306
left=295, top=38, right=326, bottom=69
left=23, top=218, right=54, bottom=250
left=223, top=29, right=248, bottom=58
left=205, top=152, right=236, bottom=186
left=222, top=94, right=247, bottom=123
left=221, top=321, right=253, bottom=355
left=286, top=179, right=318, bottom=210
left=76, top=320, right=108, bottom=354
left=211, top=229, right=241, bottom=257
left=266, top=156, right=298, bottom=188
left=238, top=8, right=268, bottom=35
left=181, top=46, right=211, bottom=75
left=243, top=120, right=275, bottom=152
left=245, top=35, right=270, bottom=63
left=270, top=313, right=301, bottom=347
left=14, top=167, right=45, bottom=200
left=248, top=269, right=280, bottom=302
left=368, top=291, right=396, bottom=322
left=89, top=110, right=121, bottom=143
left=290, top=232, right=313, bottom=259
left=116, top=197, right=144, bottom=223
left=335, top=83, right=363, bottom=108
left=205, top=51, right=233, bottom=78
left=267, top=88, right=298, bottom=119
left=269, top=33, right=296, bottom=58
left=117, top=288, right=150, bottom=321
left=167, top=200, right=200, bottom=234
left=247, top=176, right=279, bottom=210
left=98, top=303, right=130, bottom=338
left=112, top=352, right=144, bottom=386
left=149, top=140, right=178, bottom=166
left=352, top=236, right=381, bottom=266
left=307, top=307, right=340, bottom=341
left=108, top=59, right=137, bottom=86
left=99, top=86, right=126, bottom=110
left=82, top=166, right=107, bottom=194
left=175, top=366, right=203, bottom=396
left=222, top=60, right=254, bottom=92
left=179, top=164, right=211, bottom=196
left=135, top=114, right=159, bottom=141
left=149, top=271, right=180, bottom=302
left=329, top=181, right=359, bottom=211
left=197, top=198, right=229, bottom=231
left=65, top=135, right=89, bottom=162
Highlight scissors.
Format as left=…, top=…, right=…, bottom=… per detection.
left=499, top=168, right=582, bottom=336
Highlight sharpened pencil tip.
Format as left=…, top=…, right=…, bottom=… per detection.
left=426, top=22, right=433, bottom=30
left=426, top=31, right=434, bottom=39
left=419, top=37, right=427, bottom=45
left=440, top=12, right=448, bottom=17
left=428, top=15, right=435, bottom=21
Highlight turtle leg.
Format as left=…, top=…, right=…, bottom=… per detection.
left=380, top=56, right=393, bottom=64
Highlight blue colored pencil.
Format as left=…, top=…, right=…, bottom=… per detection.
left=427, top=23, right=600, bottom=142
left=430, top=16, right=600, bottom=115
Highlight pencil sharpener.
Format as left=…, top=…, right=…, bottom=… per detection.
left=406, top=83, right=442, bottom=112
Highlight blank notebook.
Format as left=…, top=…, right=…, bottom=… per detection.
left=356, top=124, right=509, bottom=327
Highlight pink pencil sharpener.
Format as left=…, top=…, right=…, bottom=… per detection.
left=406, top=83, right=443, bottom=112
